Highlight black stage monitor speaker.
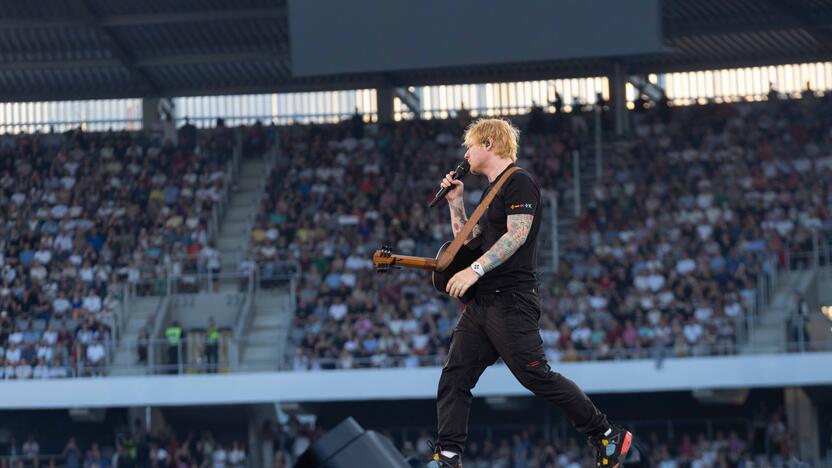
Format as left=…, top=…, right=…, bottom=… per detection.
left=294, top=417, right=411, bottom=468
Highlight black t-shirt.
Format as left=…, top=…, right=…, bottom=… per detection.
left=474, top=163, right=542, bottom=293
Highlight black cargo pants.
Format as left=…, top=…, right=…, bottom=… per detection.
left=436, top=287, right=609, bottom=455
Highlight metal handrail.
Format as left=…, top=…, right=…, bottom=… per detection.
left=282, top=339, right=832, bottom=372
left=234, top=146, right=278, bottom=266
left=1, top=337, right=827, bottom=379
left=207, top=129, right=242, bottom=245
left=231, top=270, right=258, bottom=367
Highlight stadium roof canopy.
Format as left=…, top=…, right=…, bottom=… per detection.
left=1, top=0, right=832, bottom=101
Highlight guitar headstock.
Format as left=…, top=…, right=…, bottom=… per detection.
left=372, top=245, right=396, bottom=273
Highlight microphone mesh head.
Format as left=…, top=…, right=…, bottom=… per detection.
left=459, top=160, right=470, bottom=173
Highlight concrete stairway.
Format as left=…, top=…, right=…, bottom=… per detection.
left=554, top=146, right=603, bottom=266
left=216, top=157, right=267, bottom=286
left=110, top=296, right=161, bottom=375
left=239, top=285, right=294, bottom=371
left=744, top=270, right=816, bottom=353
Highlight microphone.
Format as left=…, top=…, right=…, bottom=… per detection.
left=429, top=160, right=470, bottom=207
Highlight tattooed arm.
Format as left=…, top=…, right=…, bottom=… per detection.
left=477, top=214, right=533, bottom=273
left=448, top=199, right=482, bottom=243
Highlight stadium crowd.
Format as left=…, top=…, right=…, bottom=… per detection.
left=267, top=94, right=832, bottom=370
left=0, top=405, right=816, bottom=467
left=0, top=428, right=248, bottom=468
left=0, top=120, right=238, bottom=378
left=395, top=410, right=804, bottom=467
left=1, top=90, right=830, bottom=377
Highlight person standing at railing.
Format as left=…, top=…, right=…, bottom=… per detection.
left=137, top=327, right=149, bottom=365
left=199, top=243, right=221, bottom=293
left=165, top=321, right=184, bottom=374
left=789, top=291, right=811, bottom=352
left=204, top=317, right=220, bottom=373
left=22, top=433, right=39, bottom=468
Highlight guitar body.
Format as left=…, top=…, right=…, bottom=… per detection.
left=431, top=241, right=482, bottom=304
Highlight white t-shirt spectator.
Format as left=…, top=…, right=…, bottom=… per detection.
left=200, top=247, right=221, bottom=271
left=237, top=259, right=256, bottom=279
left=696, top=224, right=713, bottom=241
left=127, top=265, right=141, bottom=284
left=60, top=175, right=76, bottom=190
left=401, top=318, right=419, bottom=335
left=213, top=447, right=228, bottom=468
left=571, top=325, right=592, bottom=345
left=683, top=322, right=703, bottom=344
left=36, top=345, right=53, bottom=362
left=22, top=439, right=40, bottom=457
left=228, top=447, right=246, bottom=467
left=30, top=263, right=48, bottom=281
left=345, top=254, right=372, bottom=270
left=725, top=301, right=742, bottom=318
left=51, top=204, right=68, bottom=219
left=83, top=294, right=102, bottom=313
left=43, top=329, right=58, bottom=345
left=646, top=273, right=666, bottom=292
left=33, top=249, right=52, bottom=265
left=265, top=227, right=279, bottom=241
left=11, top=191, right=25, bottom=206
left=33, top=364, right=49, bottom=379
left=340, top=272, right=357, bottom=288
left=15, top=362, right=33, bottom=379
left=49, top=365, right=68, bottom=379
left=633, top=273, right=650, bottom=292
left=588, top=294, right=608, bottom=310
left=2, top=265, right=15, bottom=283
left=328, top=302, right=348, bottom=321
left=8, top=330, right=23, bottom=345
left=87, top=343, right=106, bottom=365
left=676, top=258, right=696, bottom=275
left=694, top=306, right=713, bottom=323
left=411, top=334, right=429, bottom=352
left=541, top=328, right=560, bottom=347
left=80, top=266, right=95, bottom=283
left=658, top=289, right=675, bottom=306
left=53, top=297, right=71, bottom=315
left=260, top=245, right=277, bottom=259
left=76, top=328, right=94, bottom=346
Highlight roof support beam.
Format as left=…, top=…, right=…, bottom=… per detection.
left=0, top=50, right=286, bottom=71
left=135, top=51, right=285, bottom=67
left=68, top=0, right=163, bottom=95
left=101, top=9, right=284, bottom=27
left=393, top=88, right=421, bottom=114
left=755, top=0, right=832, bottom=49
left=0, top=8, right=284, bottom=29
left=669, top=13, right=832, bottom=38
left=628, top=75, right=666, bottom=102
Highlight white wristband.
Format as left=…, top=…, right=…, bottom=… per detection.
left=470, top=262, right=485, bottom=277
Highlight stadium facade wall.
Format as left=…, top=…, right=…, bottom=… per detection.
left=2, top=352, right=830, bottom=409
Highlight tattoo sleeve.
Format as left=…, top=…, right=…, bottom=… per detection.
left=477, top=214, right=533, bottom=273
left=448, top=199, right=481, bottom=243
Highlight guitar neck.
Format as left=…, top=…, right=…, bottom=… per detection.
left=390, top=254, right=437, bottom=270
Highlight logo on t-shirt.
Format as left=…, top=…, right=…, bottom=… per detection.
left=509, top=203, right=533, bottom=210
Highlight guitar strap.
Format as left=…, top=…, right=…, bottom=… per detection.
left=435, top=166, right=521, bottom=272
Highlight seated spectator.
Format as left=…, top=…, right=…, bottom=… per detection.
left=86, top=339, right=106, bottom=376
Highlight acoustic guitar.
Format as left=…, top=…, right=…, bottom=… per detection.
left=372, top=241, right=482, bottom=303
left=373, top=166, right=519, bottom=304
